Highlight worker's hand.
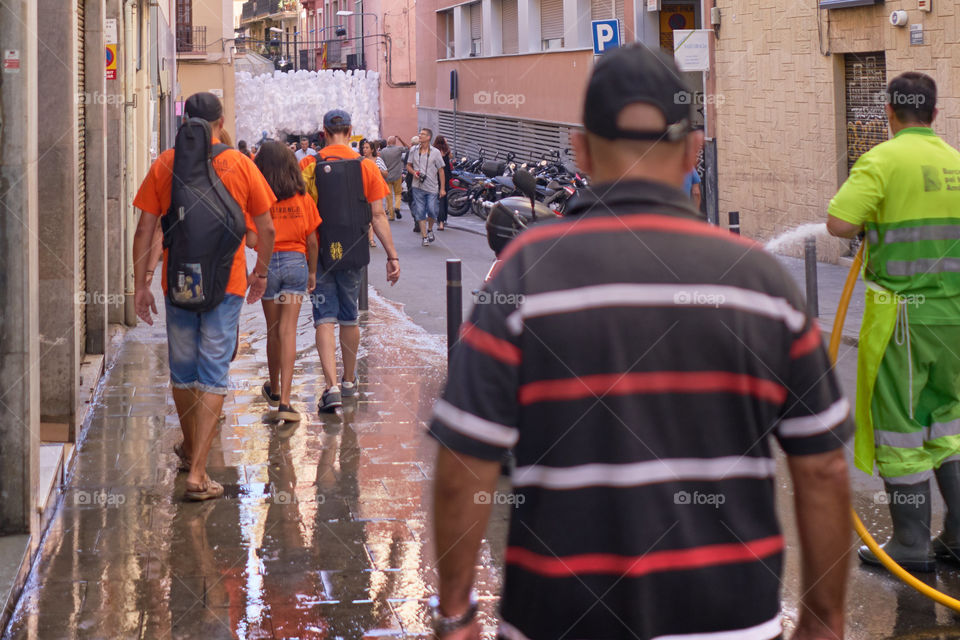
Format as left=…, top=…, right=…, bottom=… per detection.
left=247, top=271, right=266, bottom=303
left=134, top=287, right=158, bottom=326
left=386, top=258, right=400, bottom=285
left=434, top=621, right=480, bottom=640
left=307, top=273, right=316, bottom=294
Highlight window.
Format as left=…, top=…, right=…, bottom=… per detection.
left=469, top=2, right=482, bottom=56
left=540, top=0, right=563, bottom=49
left=501, top=0, right=518, bottom=54
left=438, top=10, right=454, bottom=58
left=590, top=0, right=623, bottom=24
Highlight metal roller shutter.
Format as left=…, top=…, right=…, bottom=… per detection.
left=438, top=110, right=577, bottom=170
left=844, top=52, right=888, bottom=171
left=501, top=0, right=518, bottom=54
left=540, top=0, right=563, bottom=44
left=77, top=0, right=87, bottom=351
left=590, top=0, right=623, bottom=25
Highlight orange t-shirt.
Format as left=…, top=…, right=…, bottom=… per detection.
left=133, top=138, right=277, bottom=298
left=301, top=144, right=391, bottom=204
left=270, top=192, right=322, bottom=254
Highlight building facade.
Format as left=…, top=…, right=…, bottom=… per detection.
left=0, top=0, right=175, bottom=628
left=715, top=1, right=960, bottom=242
left=415, top=0, right=708, bottom=163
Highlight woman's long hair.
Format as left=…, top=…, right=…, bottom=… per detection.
left=254, top=140, right=306, bottom=201
left=433, top=136, right=450, bottom=157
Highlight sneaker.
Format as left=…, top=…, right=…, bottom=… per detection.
left=318, top=387, right=342, bottom=413
left=261, top=382, right=280, bottom=407
left=341, top=376, right=359, bottom=399
left=427, top=231, right=436, bottom=243
left=276, top=403, right=302, bottom=422
left=422, top=237, right=430, bottom=247
left=413, top=224, right=420, bottom=233
left=395, top=209, right=402, bottom=219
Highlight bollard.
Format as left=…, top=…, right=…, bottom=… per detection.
left=358, top=265, right=369, bottom=312
left=805, top=236, right=819, bottom=318
left=446, top=259, right=463, bottom=365
left=728, top=211, right=740, bottom=235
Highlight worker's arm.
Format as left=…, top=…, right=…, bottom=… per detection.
left=691, top=183, right=701, bottom=209
left=826, top=215, right=862, bottom=239
left=433, top=448, right=500, bottom=637
left=247, top=211, right=275, bottom=303
left=788, top=448, right=851, bottom=640
left=370, top=198, right=400, bottom=285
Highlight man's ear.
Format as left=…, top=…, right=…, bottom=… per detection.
left=683, top=130, right=705, bottom=174
left=571, top=130, right=593, bottom=178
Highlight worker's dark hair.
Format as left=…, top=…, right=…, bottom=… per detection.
left=887, top=72, right=936, bottom=125
left=433, top=135, right=450, bottom=156
left=253, top=140, right=305, bottom=201
left=237, top=140, right=249, bottom=152
left=359, top=138, right=378, bottom=157
left=325, top=124, right=351, bottom=136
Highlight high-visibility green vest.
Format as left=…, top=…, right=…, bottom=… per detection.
left=829, top=127, right=960, bottom=324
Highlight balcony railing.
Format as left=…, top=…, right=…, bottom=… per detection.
left=241, top=0, right=289, bottom=21
left=176, top=26, right=207, bottom=54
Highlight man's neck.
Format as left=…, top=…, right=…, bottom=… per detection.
left=325, top=135, right=351, bottom=147
left=420, top=143, right=430, bottom=152
left=890, top=119, right=930, bottom=135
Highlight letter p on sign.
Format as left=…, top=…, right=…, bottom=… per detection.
left=592, top=19, right=621, bottom=55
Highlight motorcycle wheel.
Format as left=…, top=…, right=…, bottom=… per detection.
left=473, top=199, right=490, bottom=221
left=446, top=189, right=470, bottom=216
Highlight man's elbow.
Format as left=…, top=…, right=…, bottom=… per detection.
left=826, top=216, right=860, bottom=239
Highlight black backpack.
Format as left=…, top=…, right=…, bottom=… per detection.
left=161, top=118, right=247, bottom=312
left=314, top=153, right=373, bottom=272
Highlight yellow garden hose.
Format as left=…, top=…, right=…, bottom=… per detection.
left=828, top=244, right=960, bottom=611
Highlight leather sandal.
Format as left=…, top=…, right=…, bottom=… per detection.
left=185, top=477, right=224, bottom=502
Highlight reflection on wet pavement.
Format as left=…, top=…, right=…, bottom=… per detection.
left=5, top=288, right=960, bottom=639
left=4, top=292, right=506, bottom=639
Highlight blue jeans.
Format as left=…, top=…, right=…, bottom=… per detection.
left=311, top=267, right=363, bottom=326
left=165, top=294, right=244, bottom=395
left=411, top=187, right=438, bottom=222
left=263, top=251, right=308, bottom=300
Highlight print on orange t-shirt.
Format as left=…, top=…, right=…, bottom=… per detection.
left=132, top=138, right=277, bottom=298
left=271, top=192, right=322, bottom=255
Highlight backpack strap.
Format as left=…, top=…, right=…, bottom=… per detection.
left=211, top=143, right=231, bottom=159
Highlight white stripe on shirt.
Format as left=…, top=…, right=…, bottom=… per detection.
left=505, top=284, right=806, bottom=335
left=512, top=456, right=777, bottom=490
left=433, top=399, right=519, bottom=448
left=499, top=614, right=782, bottom=640
left=779, top=397, right=850, bottom=439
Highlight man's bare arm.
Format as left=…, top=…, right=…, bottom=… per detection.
left=826, top=215, right=862, bottom=239
left=433, top=447, right=500, bottom=617
left=788, top=448, right=850, bottom=640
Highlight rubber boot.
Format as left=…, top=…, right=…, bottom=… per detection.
left=933, top=461, right=960, bottom=562
left=858, top=480, right=935, bottom=572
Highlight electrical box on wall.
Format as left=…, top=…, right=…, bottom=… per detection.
left=918, top=0, right=932, bottom=11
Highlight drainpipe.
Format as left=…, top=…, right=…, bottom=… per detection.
left=123, top=0, right=138, bottom=326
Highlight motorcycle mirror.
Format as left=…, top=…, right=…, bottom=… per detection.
left=513, top=169, right=538, bottom=217
left=540, top=160, right=548, bottom=167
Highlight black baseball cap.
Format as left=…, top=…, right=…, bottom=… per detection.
left=583, top=43, right=694, bottom=142
left=184, top=91, right=223, bottom=122
left=323, top=109, right=352, bottom=129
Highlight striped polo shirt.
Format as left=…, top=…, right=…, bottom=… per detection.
left=429, top=179, right=853, bottom=640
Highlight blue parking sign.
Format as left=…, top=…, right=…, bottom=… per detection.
left=592, top=19, right=621, bottom=55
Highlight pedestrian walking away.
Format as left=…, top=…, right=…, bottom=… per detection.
left=253, top=140, right=322, bottom=423
left=379, top=135, right=406, bottom=220
left=132, top=91, right=277, bottom=501
left=434, top=135, right=452, bottom=231
left=429, top=44, right=853, bottom=640
left=406, top=127, right=446, bottom=246
left=828, top=71, right=960, bottom=571
left=301, top=109, right=401, bottom=413
left=361, top=138, right=388, bottom=248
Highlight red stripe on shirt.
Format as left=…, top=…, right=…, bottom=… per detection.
left=518, top=371, right=787, bottom=406
left=498, top=214, right=758, bottom=265
left=506, top=535, right=784, bottom=578
left=460, top=321, right=522, bottom=366
left=789, top=323, right=822, bottom=359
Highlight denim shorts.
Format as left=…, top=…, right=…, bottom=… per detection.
left=311, top=267, right=363, bottom=326
left=263, top=251, right=309, bottom=300
left=165, top=294, right=243, bottom=395
left=411, top=187, right=438, bottom=222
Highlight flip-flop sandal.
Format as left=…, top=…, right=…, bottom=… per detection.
left=185, top=478, right=224, bottom=502
left=174, top=442, right=192, bottom=473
